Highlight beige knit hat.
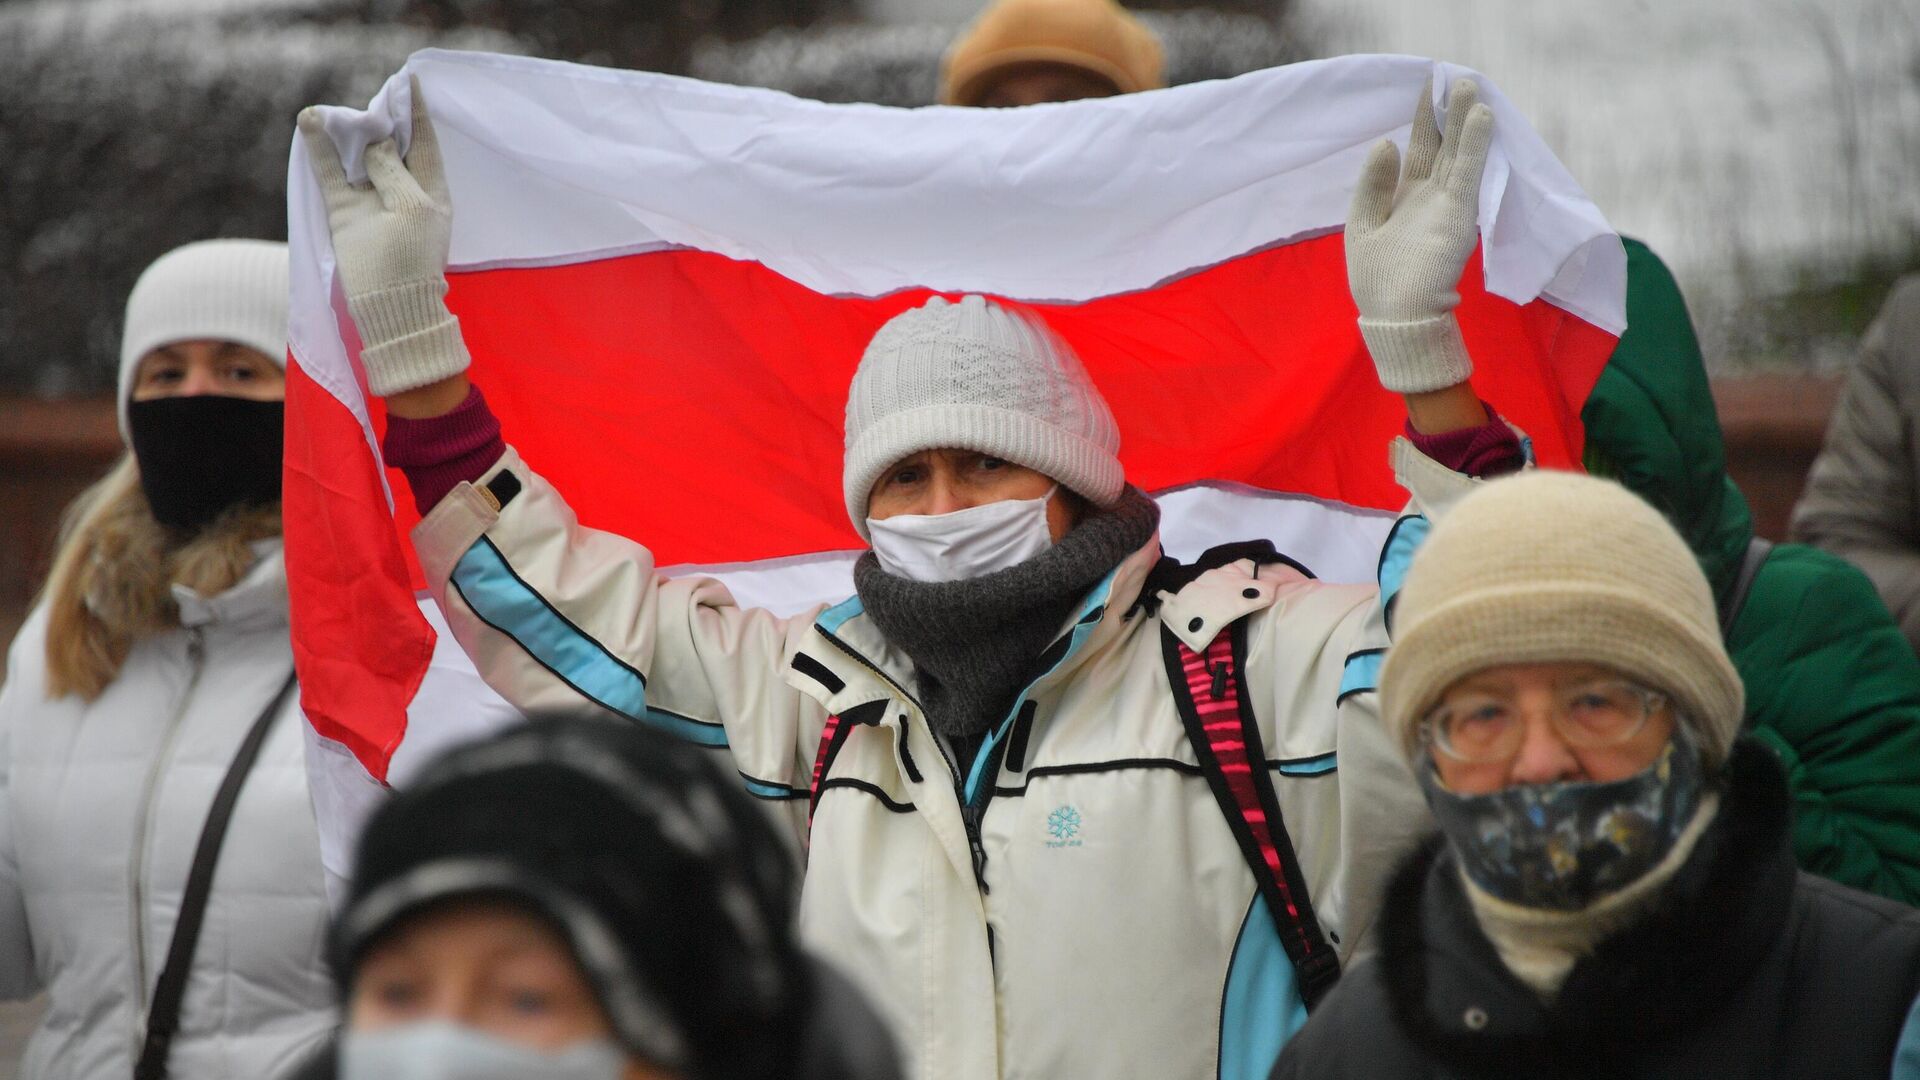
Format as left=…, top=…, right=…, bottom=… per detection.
left=117, top=239, right=290, bottom=442
left=1379, top=470, right=1744, bottom=768
left=842, top=295, right=1123, bottom=538
left=941, top=0, right=1165, bottom=107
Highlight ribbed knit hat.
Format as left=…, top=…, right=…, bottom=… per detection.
left=337, top=715, right=815, bottom=1080
left=117, top=239, right=290, bottom=442
left=941, top=0, right=1164, bottom=106
left=1380, top=470, right=1744, bottom=769
left=842, top=294, right=1123, bottom=538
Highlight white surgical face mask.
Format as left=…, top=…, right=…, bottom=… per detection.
left=339, top=1022, right=628, bottom=1080
left=867, top=487, right=1057, bottom=583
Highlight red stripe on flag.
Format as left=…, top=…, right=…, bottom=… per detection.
left=292, top=231, right=1615, bottom=781
left=285, top=357, right=433, bottom=782
left=445, top=235, right=1616, bottom=568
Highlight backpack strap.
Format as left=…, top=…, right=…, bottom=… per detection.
left=806, top=700, right=889, bottom=838
left=1717, top=536, right=1774, bottom=634
left=1161, top=620, right=1341, bottom=1009
left=808, top=714, right=855, bottom=830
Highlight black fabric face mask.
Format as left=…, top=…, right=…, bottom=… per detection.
left=126, top=395, right=284, bottom=531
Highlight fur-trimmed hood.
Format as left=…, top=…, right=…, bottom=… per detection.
left=42, top=455, right=282, bottom=700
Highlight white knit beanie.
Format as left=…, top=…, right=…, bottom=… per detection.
left=117, top=239, right=291, bottom=442
left=842, top=295, right=1123, bottom=537
left=1379, top=470, right=1745, bottom=769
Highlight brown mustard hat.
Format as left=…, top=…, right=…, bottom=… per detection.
left=940, top=0, right=1165, bottom=107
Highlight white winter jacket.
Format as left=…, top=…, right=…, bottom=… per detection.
left=410, top=442, right=1471, bottom=1080
left=0, top=544, right=334, bottom=1080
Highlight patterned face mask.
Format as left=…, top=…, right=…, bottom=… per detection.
left=1418, top=729, right=1706, bottom=911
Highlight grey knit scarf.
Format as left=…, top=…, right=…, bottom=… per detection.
left=854, top=486, right=1160, bottom=742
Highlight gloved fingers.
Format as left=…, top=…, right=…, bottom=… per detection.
left=1444, top=102, right=1496, bottom=202
left=1347, top=137, right=1401, bottom=235
left=1401, top=76, right=1440, bottom=183
left=297, top=108, right=359, bottom=214
left=1435, top=77, right=1480, bottom=181
left=363, top=138, right=427, bottom=212
left=403, top=74, right=451, bottom=205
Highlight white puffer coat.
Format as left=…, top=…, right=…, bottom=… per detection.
left=0, top=545, right=334, bottom=1080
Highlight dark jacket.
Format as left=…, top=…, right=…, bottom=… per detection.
left=1582, top=239, right=1920, bottom=903
left=1272, top=741, right=1920, bottom=1080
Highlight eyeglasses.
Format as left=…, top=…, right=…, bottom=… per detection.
left=1422, top=679, right=1666, bottom=764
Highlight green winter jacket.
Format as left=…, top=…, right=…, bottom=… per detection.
left=1581, top=238, right=1920, bottom=904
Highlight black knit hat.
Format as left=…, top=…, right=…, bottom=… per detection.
left=334, top=713, right=810, bottom=1080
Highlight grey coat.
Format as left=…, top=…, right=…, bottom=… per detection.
left=1793, top=275, right=1920, bottom=653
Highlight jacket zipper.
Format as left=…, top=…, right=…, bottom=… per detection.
left=815, top=629, right=989, bottom=894
left=128, top=628, right=205, bottom=1046
left=961, top=802, right=990, bottom=895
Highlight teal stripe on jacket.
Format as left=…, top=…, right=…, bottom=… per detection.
left=1893, top=990, right=1920, bottom=1080
left=1377, top=514, right=1430, bottom=620
left=449, top=538, right=728, bottom=747
left=1219, top=896, right=1309, bottom=1080
left=1339, top=652, right=1383, bottom=701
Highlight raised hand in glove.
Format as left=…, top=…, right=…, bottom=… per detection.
left=1345, top=76, right=1495, bottom=396
left=298, top=76, right=470, bottom=399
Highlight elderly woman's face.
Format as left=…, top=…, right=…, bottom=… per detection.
left=131, top=340, right=284, bottom=402
left=1425, top=661, right=1676, bottom=796
left=867, top=447, right=1079, bottom=540
left=349, top=899, right=673, bottom=1079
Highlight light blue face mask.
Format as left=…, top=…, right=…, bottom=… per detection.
left=339, top=1022, right=629, bottom=1080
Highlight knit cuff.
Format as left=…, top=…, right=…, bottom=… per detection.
left=1405, top=402, right=1525, bottom=478
left=347, top=280, right=472, bottom=397
left=383, top=385, right=504, bottom=514
left=1358, top=312, right=1474, bottom=394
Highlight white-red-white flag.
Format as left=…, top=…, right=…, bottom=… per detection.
left=285, top=49, right=1624, bottom=853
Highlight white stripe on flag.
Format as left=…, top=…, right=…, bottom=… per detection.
left=287, top=50, right=1624, bottom=525
left=300, top=49, right=1621, bottom=323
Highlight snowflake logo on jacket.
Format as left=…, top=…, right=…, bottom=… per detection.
left=1046, top=805, right=1083, bottom=847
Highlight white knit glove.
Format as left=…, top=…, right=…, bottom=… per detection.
left=1345, top=77, right=1495, bottom=394
left=297, top=77, right=470, bottom=398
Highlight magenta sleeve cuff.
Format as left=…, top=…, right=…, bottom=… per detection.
left=381, top=385, right=506, bottom=514
left=1405, top=401, right=1526, bottom=478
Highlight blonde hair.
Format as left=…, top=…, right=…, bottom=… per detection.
left=40, top=454, right=281, bottom=700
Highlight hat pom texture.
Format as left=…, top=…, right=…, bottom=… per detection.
left=1379, top=471, right=1745, bottom=768
left=842, top=295, right=1123, bottom=538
